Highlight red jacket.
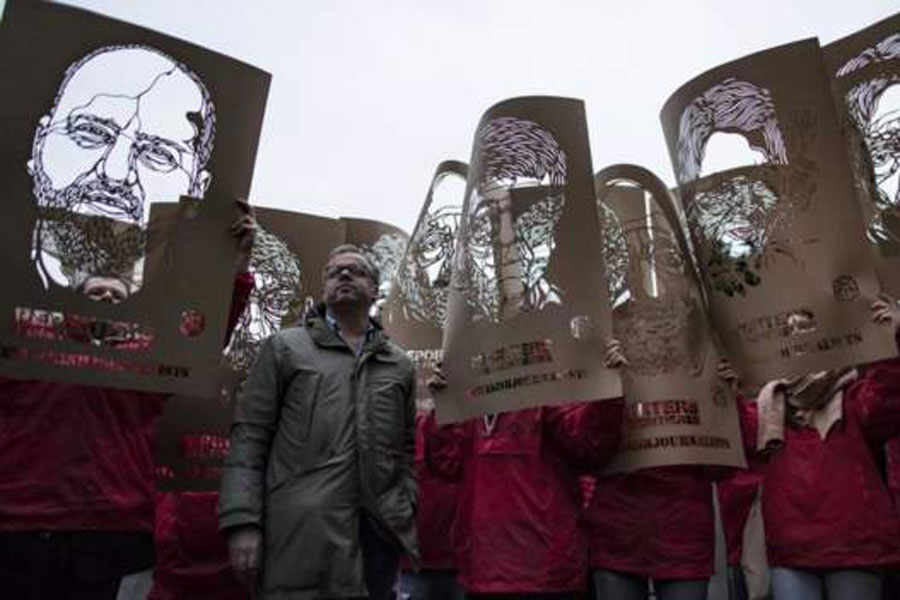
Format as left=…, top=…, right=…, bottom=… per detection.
left=401, top=410, right=461, bottom=572
left=716, top=466, right=762, bottom=567
left=744, top=360, right=900, bottom=569
left=886, top=437, right=900, bottom=506
left=149, top=492, right=247, bottom=600
left=0, top=274, right=253, bottom=534
left=716, top=396, right=763, bottom=567
left=427, top=400, right=624, bottom=594
left=583, top=466, right=715, bottom=580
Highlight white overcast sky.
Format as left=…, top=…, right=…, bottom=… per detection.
left=11, top=0, right=900, bottom=233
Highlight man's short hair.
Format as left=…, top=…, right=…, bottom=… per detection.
left=325, top=244, right=380, bottom=285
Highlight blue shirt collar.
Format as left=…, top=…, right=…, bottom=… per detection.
left=325, top=309, right=376, bottom=355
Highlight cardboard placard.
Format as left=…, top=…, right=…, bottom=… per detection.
left=439, top=96, right=621, bottom=423
left=660, top=39, right=895, bottom=386
left=596, top=164, right=745, bottom=471
left=825, top=13, right=900, bottom=297
left=0, top=0, right=270, bottom=395
left=382, top=160, right=469, bottom=410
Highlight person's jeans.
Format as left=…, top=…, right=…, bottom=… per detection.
left=400, top=569, right=464, bottom=600
left=359, top=515, right=403, bottom=600
left=465, top=594, right=576, bottom=599
left=592, top=569, right=708, bottom=600
left=770, top=567, right=882, bottom=600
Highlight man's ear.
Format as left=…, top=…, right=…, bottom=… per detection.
left=28, top=115, right=52, bottom=177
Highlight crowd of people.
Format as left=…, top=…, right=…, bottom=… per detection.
left=5, top=229, right=900, bottom=600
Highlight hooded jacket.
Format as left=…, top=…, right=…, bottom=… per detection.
left=218, top=308, right=417, bottom=598
left=426, top=400, right=624, bottom=594
left=743, top=359, right=900, bottom=569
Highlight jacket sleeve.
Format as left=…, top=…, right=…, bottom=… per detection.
left=218, top=335, right=283, bottom=532
left=857, top=358, right=900, bottom=445
left=222, top=272, right=255, bottom=346
left=543, top=398, right=625, bottom=472
left=424, top=411, right=469, bottom=482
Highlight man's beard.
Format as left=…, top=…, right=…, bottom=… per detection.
left=32, top=163, right=145, bottom=225
left=31, top=166, right=146, bottom=291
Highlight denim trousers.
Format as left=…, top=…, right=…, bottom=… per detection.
left=770, top=567, right=882, bottom=600
left=592, top=569, right=709, bottom=600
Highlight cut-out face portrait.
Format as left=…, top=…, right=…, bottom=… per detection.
left=465, top=117, right=567, bottom=322
left=225, top=228, right=303, bottom=373
left=837, top=33, right=900, bottom=253
left=399, top=200, right=462, bottom=326
left=600, top=190, right=705, bottom=377
left=359, top=232, right=408, bottom=307
left=676, top=78, right=797, bottom=297
left=28, top=44, right=215, bottom=295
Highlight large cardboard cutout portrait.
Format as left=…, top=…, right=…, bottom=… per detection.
left=382, top=160, right=468, bottom=410
left=596, top=164, right=745, bottom=471
left=440, top=97, right=621, bottom=423
left=661, top=39, right=895, bottom=385
left=0, top=1, right=270, bottom=395
left=826, top=13, right=900, bottom=296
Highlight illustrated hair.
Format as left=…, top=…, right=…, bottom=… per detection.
left=837, top=33, right=900, bottom=129
left=676, top=78, right=787, bottom=184
left=474, top=116, right=567, bottom=189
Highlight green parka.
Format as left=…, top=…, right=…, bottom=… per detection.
left=218, top=309, right=418, bottom=599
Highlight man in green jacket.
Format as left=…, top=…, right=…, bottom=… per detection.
left=219, top=244, right=418, bottom=599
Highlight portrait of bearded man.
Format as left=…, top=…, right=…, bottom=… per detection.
left=28, top=44, right=216, bottom=296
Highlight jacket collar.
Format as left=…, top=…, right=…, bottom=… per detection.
left=307, top=302, right=394, bottom=358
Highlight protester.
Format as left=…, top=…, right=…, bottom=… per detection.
left=584, top=343, right=736, bottom=600
left=398, top=399, right=464, bottom=600
left=585, top=466, right=716, bottom=600
left=425, top=366, right=624, bottom=600
left=0, top=206, right=256, bottom=599
left=219, top=244, right=418, bottom=599
left=741, top=298, right=900, bottom=600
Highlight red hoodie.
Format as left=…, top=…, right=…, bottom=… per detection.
left=742, top=360, right=900, bottom=569
left=400, top=410, right=461, bottom=572
left=427, top=400, right=624, bottom=594
left=583, top=465, right=716, bottom=580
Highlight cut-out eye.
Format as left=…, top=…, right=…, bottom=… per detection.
left=136, top=140, right=181, bottom=173
left=67, top=117, right=117, bottom=149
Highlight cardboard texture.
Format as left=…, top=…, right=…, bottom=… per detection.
left=0, top=0, right=271, bottom=395
left=660, top=39, right=896, bottom=386
left=439, top=96, right=622, bottom=423
left=596, top=164, right=745, bottom=471
left=825, top=13, right=900, bottom=298
left=382, top=160, right=469, bottom=411
left=157, top=207, right=409, bottom=491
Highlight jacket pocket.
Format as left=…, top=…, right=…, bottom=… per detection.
left=368, top=380, right=406, bottom=451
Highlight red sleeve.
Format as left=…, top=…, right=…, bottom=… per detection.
left=424, top=411, right=470, bottom=482
left=543, top=398, right=625, bottom=472
left=223, top=272, right=254, bottom=345
left=857, top=358, right=900, bottom=444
